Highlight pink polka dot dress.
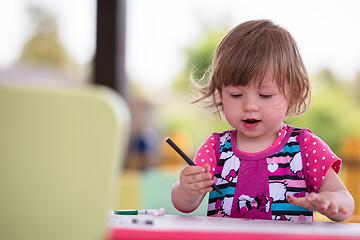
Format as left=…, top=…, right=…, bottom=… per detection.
left=193, top=125, right=341, bottom=221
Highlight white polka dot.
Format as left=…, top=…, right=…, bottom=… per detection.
left=314, top=178, right=317, bottom=181
left=211, top=137, right=214, bottom=140
left=201, top=159, right=205, bottom=162
left=206, top=150, right=209, bottom=153
left=322, top=148, right=326, bottom=151
left=205, top=145, right=208, bottom=148
left=332, top=156, right=335, bottom=158
left=314, top=159, right=317, bottom=163
left=306, top=154, right=308, bottom=157
left=314, top=186, right=317, bottom=189
left=322, top=156, right=326, bottom=160
left=313, top=150, right=317, bottom=154
left=312, top=135, right=316, bottom=138
left=307, top=163, right=309, bottom=166
left=210, top=158, right=213, bottom=161
left=212, top=168, right=215, bottom=171
left=313, top=168, right=317, bottom=172
left=211, top=143, right=214, bottom=146
left=322, top=166, right=325, bottom=170
left=198, top=153, right=201, bottom=156
left=305, top=138, right=307, bottom=141
left=322, top=176, right=325, bottom=180
left=313, top=142, right=316, bottom=145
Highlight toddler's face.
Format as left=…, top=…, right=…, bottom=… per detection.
left=221, top=70, right=289, bottom=145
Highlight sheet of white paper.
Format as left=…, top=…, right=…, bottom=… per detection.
left=108, top=214, right=360, bottom=237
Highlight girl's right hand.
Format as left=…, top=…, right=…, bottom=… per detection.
left=179, top=164, right=214, bottom=198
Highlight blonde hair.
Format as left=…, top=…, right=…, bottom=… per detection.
left=192, top=19, right=311, bottom=116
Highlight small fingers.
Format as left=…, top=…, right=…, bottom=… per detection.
left=183, top=180, right=213, bottom=195
left=182, top=165, right=212, bottom=178
left=322, top=202, right=349, bottom=220
left=305, top=192, right=320, bottom=203
left=318, top=199, right=330, bottom=211
left=339, top=205, right=348, bottom=215
left=287, top=193, right=321, bottom=210
left=187, top=172, right=212, bottom=184
left=287, top=195, right=308, bottom=207
left=203, top=164, right=211, bottom=173
left=180, top=165, right=214, bottom=195
left=328, top=201, right=339, bottom=216
left=308, top=194, right=341, bottom=217
left=307, top=193, right=326, bottom=210
left=189, top=179, right=214, bottom=190
left=181, top=166, right=205, bottom=176
left=288, top=193, right=348, bottom=219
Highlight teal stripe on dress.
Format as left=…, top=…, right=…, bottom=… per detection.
left=271, top=203, right=311, bottom=212
left=220, top=141, right=232, bottom=152
left=209, top=187, right=235, bottom=199
left=280, top=144, right=300, bottom=154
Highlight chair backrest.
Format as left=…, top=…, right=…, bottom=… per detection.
left=0, top=82, right=130, bottom=240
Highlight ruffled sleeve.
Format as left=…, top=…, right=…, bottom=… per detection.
left=194, top=133, right=218, bottom=176
left=303, top=130, right=342, bottom=192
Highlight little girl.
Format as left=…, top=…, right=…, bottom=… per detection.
left=171, top=19, right=354, bottom=222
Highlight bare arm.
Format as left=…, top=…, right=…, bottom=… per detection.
left=171, top=164, right=214, bottom=213
left=287, top=168, right=354, bottom=222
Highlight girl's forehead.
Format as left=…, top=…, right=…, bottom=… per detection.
left=255, top=68, right=275, bottom=84
left=257, top=78, right=278, bottom=88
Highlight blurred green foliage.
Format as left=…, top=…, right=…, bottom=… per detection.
left=286, top=69, right=360, bottom=154
left=172, top=27, right=229, bottom=93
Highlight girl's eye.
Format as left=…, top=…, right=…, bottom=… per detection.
left=231, top=94, right=242, bottom=98
left=259, top=94, right=272, bottom=98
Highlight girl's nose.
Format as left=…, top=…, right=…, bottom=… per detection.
left=242, top=96, right=259, bottom=112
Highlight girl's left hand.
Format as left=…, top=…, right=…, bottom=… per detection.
left=287, top=192, right=348, bottom=219
left=287, top=167, right=354, bottom=222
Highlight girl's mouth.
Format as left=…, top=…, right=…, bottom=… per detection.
left=244, top=119, right=260, bottom=124
left=242, top=119, right=261, bottom=129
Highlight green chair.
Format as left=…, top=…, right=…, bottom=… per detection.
left=0, top=82, right=130, bottom=240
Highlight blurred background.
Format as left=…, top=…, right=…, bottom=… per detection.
left=1, top=0, right=360, bottom=221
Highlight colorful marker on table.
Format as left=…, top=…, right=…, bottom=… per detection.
left=165, top=137, right=223, bottom=195
left=113, top=208, right=166, bottom=216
